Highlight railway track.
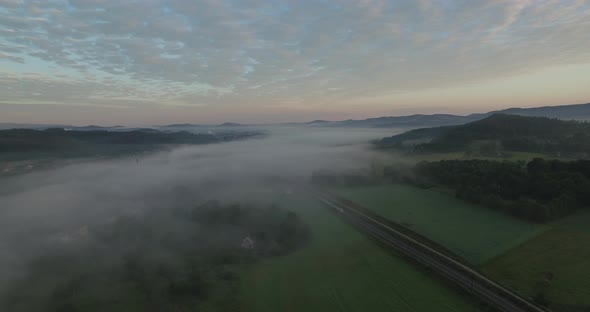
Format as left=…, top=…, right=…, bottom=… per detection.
left=311, top=189, right=550, bottom=312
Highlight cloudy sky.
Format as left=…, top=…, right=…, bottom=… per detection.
left=1, top=0, right=589, bottom=125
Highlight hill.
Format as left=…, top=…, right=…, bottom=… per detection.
left=5, top=102, right=588, bottom=131
left=0, top=128, right=259, bottom=161
left=305, top=102, right=590, bottom=128
left=490, top=102, right=590, bottom=120
left=219, top=122, right=244, bottom=127
left=65, top=125, right=125, bottom=131
left=376, top=114, right=590, bottom=157
left=308, top=114, right=477, bottom=128
left=157, top=123, right=199, bottom=129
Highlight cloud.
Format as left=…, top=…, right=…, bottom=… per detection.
left=0, top=0, right=589, bottom=123
left=0, top=0, right=21, bottom=8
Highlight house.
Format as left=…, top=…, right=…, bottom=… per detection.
left=240, top=236, right=255, bottom=250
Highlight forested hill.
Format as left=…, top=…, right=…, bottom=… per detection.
left=376, top=114, right=590, bottom=157
left=301, top=102, right=590, bottom=128
left=0, top=128, right=259, bottom=161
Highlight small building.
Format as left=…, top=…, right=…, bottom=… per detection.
left=241, top=236, right=255, bottom=250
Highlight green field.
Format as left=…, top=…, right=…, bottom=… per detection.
left=236, top=194, right=482, bottom=312
left=483, top=212, right=590, bottom=310
left=396, top=151, right=570, bottom=163
left=331, top=184, right=546, bottom=264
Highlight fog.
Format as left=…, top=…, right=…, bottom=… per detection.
left=0, top=126, right=401, bottom=295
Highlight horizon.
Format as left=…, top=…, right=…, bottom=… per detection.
left=1, top=1, right=590, bottom=125
left=1, top=100, right=589, bottom=128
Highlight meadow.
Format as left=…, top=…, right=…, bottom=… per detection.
left=331, top=184, right=546, bottom=264
left=394, top=151, right=571, bottom=163
left=483, top=212, right=590, bottom=311
left=234, top=194, right=482, bottom=312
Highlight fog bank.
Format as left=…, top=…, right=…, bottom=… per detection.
left=0, top=126, right=401, bottom=292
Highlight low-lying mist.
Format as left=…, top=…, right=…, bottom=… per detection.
left=0, top=126, right=401, bottom=302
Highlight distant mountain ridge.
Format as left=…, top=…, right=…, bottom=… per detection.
left=0, top=123, right=133, bottom=131
left=305, top=113, right=476, bottom=128
left=144, top=102, right=590, bottom=129
left=2, top=102, right=589, bottom=130
left=307, top=102, right=590, bottom=128
left=488, top=103, right=590, bottom=119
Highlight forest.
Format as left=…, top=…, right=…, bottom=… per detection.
left=1, top=201, right=310, bottom=312
left=376, top=114, right=590, bottom=158
left=394, top=159, right=590, bottom=222
left=0, top=128, right=260, bottom=161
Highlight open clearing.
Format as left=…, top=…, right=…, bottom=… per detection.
left=331, top=184, right=546, bottom=264
left=236, top=194, right=481, bottom=312
left=483, top=212, right=590, bottom=310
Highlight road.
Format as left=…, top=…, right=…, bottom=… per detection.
left=311, top=189, right=550, bottom=312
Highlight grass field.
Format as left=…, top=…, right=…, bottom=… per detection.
left=236, top=194, right=482, bottom=312
left=483, top=212, right=590, bottom=310
left=398, top=151, right=570, bottom=163
left=331, top=184, right=546, bottom=265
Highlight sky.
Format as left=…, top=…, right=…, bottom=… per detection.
left=1, top=0, right=589, bottom=126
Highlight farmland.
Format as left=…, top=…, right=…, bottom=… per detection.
left=329, top=183, right=590, bottom=310
left=235, top=194, right=481, bottom=312
left=483, top=212, right=590, bottom=311
left=409, top=151, right=567, bottom=162
left=331, top=184, right=545, bottom=264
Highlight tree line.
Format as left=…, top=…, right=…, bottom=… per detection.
left=0, top=128, right=261, bottom=161
left=394, top=159, right=590, bottom=222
